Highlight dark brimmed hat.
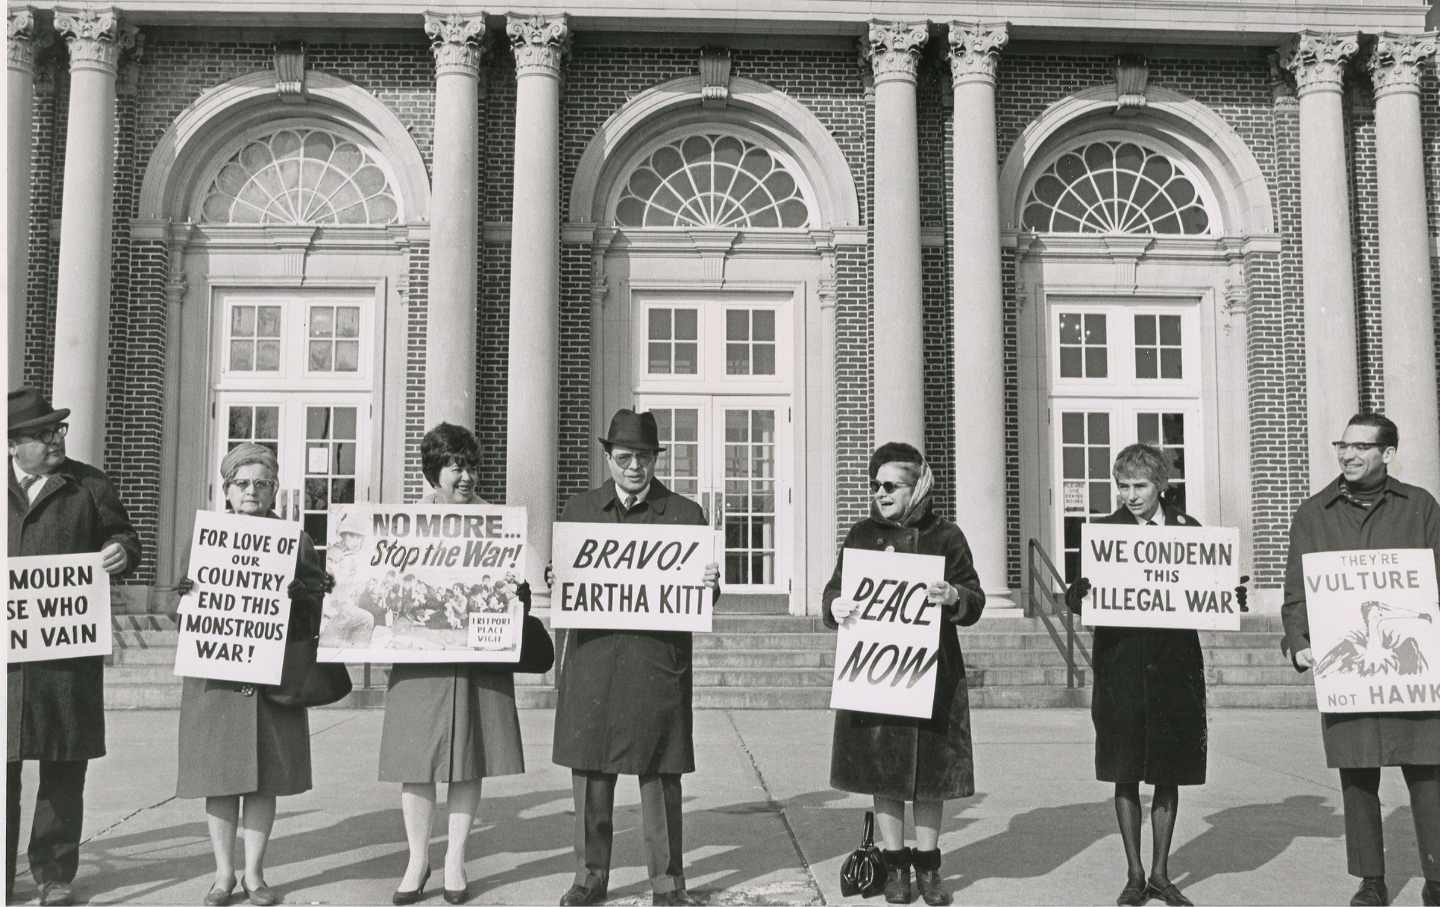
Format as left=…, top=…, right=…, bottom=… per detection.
left=8, top=387, right=70, bottom=437
left=598, top=409, right=665, bottom=453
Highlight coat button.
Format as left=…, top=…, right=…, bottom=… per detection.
left=241, top=685, right=255, bottom=697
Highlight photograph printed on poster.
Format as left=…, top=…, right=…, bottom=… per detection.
left=318, top=504, right=528, bottom=663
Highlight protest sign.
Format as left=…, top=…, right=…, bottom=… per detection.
left=319, top=504, right=527, bottom=663
left=551, top=522, right=716, bottom=632
left=174, top=511, right=301, bottom=684
left=7, top=553, right=112, bottom=663
left=1080, top=523, right=1242, bottom=631
left=829, top=548, right=945, bottom=719
left=1303, top=548, right=1440, bottom=713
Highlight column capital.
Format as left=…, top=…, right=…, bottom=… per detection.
left=424, top=11, right=485, bottom=77
left=862, top=20, right=928, bottom=85
left=54, top=5, right=135, bottom=75
left=1368, top=31, right=1438, bottom=98
left=507, top=14, right=569, bottom=79
left=947, top=21, right=1007, bottom=87
left=9, top=6, right=43, bottom=74
left=1279, top=29, right=1359, bottom=96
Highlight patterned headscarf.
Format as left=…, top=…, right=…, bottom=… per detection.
left=871, top=457, right=935, bottom=528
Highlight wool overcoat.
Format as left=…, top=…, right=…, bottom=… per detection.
left=552, top=479, right=710, bottom=776
left=823, top=507, right=986, bottom=801
left=1282, top=476, right=1440, bottom=769
left=176, top=524, right=325, bottom=798
left=1075, top=504, right=1208, bottom=786
left=8, top=458, right=141, bottom=762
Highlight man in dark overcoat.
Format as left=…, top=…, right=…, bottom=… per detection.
left=1282, top=413, right=1440, bottom=907
left=552, top=409, right=720, bottom=907
left=7, top=388, right=140, bottom=906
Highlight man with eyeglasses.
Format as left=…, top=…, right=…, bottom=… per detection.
left=7, top=387, right=140, bottom=906
left=1281, top=413, right=1440, bottom=907
left=552, top=409, right=720, bottom=907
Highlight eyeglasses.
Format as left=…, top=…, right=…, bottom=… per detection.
left=869, top=480, right=913, bottom=495
left=228, top=478, right=278, bottom=492
left=610, top=452, right=657, bottom=469
left=1332, top=442, right=1386, bottom=454
left=16, top=423, right=68, bottom=444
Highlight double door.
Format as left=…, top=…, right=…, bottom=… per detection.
left=637, top=394, right=791, bottom=594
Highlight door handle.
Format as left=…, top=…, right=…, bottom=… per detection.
left=701, top=491, right=711, bottom=521
left=713, top=492, right=724, bottom=531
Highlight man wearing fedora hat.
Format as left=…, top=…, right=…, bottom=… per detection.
left=7, top=387, right=140, bottom=906
left=552, top=409, right=721, bottom=907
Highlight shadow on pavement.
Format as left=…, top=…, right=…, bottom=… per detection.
left=942, top=798, right=1114, bottom=892
left=1169, top=794, right=1344, bottom=888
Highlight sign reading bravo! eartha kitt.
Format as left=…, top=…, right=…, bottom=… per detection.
left=550, top=522, right=716, bottom=632
left=829, top=548, right=946, bottom=719
left=1080, top=523, right=1242, bottom=631
left=1304, top=548, right=1440, bottom=713
left=6, top=553, right=112, bottom=663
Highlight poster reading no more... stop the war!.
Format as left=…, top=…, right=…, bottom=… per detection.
left=1080, top=523, right=1242, bottom=631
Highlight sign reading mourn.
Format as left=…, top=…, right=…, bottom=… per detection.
left=829, top=549, right=945, bottom=719
left=175, top=511, right=300, bottom=684
left=6, top=553, right=112, bottom=663
left=551, top=523, right=716, bottom=632
left=319, top=505, right=527, bottom=663
left=1080, top=523, right=1242, bottom=631
left=1303, top=548, right=1440, bottom=713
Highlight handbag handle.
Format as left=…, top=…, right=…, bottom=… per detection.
left=860, top=810, right=875, bottom=847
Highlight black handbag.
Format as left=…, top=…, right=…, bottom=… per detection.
left=840, top=811, right=886, bottom=899
left=262, top=634, right=353, bottom=708
left=474, top=615, right=555, bottom=675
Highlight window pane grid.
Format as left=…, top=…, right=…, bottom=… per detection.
left=225, top=405, right=280, bottom=462
left=303, top=405, right=359, bottom=553
left=306, top=304, right=361, bottom=374
left=649, top=408, right=700, bottom=497
left=1134, top=314, right=1184, bottom=380
left=646, top=308, right=699, bottom=376
left=722, top=409, right=777, bottom=586
left=1136, top=410, right=1188, bottom=513
left=227, top=305, right=281, bottom=372
left=1059, top=410, right=1113, bottom=583
left=1057, top=312, right=1108, bottom=379
left=725, top=309, right=778, bottom=376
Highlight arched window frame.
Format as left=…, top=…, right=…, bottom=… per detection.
left=604, top=125, right=818, bottom=231
left=188, top=117, right=404, bottom=228
left=1017, top=129, right=1224, bottom=238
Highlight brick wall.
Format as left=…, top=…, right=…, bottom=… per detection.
left=1347, top=84, right=1384, bottom=413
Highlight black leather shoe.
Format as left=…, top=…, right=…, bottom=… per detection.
left=1116, top=875, right=1148, bottom=907
left=241, top=879, right=281, bottom=907
left=1422, top=880, right=1440, bottom=907
left=652, top=889, right=703, bottom=906
left=205, top=877, right=237, bottom=906
left=38, top=882, right=75, bottom=907
left=1350, top=876, right=1389, bottom=907
left=1146, top=879, right=1192, bottom=907
left=560, top=881, right=608, bottom=906
left=392, top=867, right=431, bottom=906
left=882, top=849, right=912, bottom=904
left=443, top=883, right=470, bottom=905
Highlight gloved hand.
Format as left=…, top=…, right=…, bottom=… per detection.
left=175, top=576, right=194, bottom=596
left=1235, top=574, right=1250, bottom=613
left=1064, top=577, right=1091, bottom=614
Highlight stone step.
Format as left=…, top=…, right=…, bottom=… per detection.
left=1204, top=666, right=1316, bottom=686
left=967, top=666, right=1086, bottom=687
left=1208, top=685, right=1317, bottom=708
left=713, top=593, right=789, bottom=614
left=967, top=685, right=1092, bottom=708
left=693, top=632, right=834, bottom=650
left=1201, top=648, right=1301, bottom=666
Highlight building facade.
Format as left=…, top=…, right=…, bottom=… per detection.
left=7, top=1, right=1440, bottom=618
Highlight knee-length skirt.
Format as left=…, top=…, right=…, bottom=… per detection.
left=176, top=677, right=312, bottom=798
left=379, top=664, right=524, bottom=783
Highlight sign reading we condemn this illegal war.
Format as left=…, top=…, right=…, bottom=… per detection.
left=829, top=548, right=945, bottom=720
left=174, top=511, right=301, bottom=685
left=550, top=522, right=716, bottom=632
left=6, top=553, right=112, bottom=663
left=1303, top=549, right=1440, bottom=713
left=1080, top=523, right=1242, bottom=631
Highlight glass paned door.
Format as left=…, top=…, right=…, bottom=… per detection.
left=719, top=403, right=779, bottom=586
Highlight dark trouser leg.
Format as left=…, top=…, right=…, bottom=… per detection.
left=7, top=761, right=22, bottom=899
left=572, top=770, right=616, bottom=887
left=1114, top=782, right=1145, bottom=878
left=639, top=773, right=684, bottom=893
left=1401, top=764, right=1440, bottom=882
left=1150, top=785, right=1180, bottom=882
left=1341, top=767, right=1386, bottom=879
left=29, top=760, right=87, bottom=886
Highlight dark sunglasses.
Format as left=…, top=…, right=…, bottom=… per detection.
left=869, top=480, right=912, bottom=495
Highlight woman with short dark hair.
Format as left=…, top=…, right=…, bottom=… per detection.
left=823, top=441, right=985, bottom=906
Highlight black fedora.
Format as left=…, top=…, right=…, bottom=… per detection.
left=9, top=387, right=70, bottom=436
left=598, top=409, right=665, bottom=453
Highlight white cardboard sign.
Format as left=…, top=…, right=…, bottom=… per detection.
left=6, top=553, right=112, bottom=663
left=1080, top=523, right=1242, bottom=631
left=550, top=522, right=716, bottom=632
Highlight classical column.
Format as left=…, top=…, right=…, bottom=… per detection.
left=505, top=14, right=567, bottom=593
left=51, top=6, right=132, bottom=464
left=8, top=7, right=40, bottom=386
left=863, top=20, right=927, bottom=447
left=1280, top=30, right=1360, bottom=491
left=948, top=21, right=1013, bottom=606
left=422, top=12, right=485, bottom=429
left=1368, top=32, right=1440, bottom=490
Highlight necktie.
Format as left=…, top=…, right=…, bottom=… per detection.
left=624, top=495, right=637, bottom=512
left=19, top=474, right=41, bottom=495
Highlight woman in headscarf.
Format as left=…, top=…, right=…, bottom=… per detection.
left=823, top=441, right=986, bottom=907
left=175, top=443, right=328, bottom=907
left=379, top=423, right=526, bottom=906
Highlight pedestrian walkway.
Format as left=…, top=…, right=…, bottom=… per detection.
left=9, top=710, right=1433, bottom=905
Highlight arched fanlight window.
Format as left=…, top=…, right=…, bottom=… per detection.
left=614, top=133, right=811, bottom=229
left=1022, top=140, right=1211, bottom=235
left=200, top=127, right=399, bottom=225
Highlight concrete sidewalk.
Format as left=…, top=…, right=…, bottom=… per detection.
left=8, top=709, right=1434, bottom=906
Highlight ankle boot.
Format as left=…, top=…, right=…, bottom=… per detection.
left=882, top=849, right=912, bottom=904
left=910, top=849, right=950, bottom=906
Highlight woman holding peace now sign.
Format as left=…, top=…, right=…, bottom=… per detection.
left=1064, top=444, right=1248, bottom=907
left=824, top=442, right=985, bottom=907
left=174, top=443, right=331, bottom=907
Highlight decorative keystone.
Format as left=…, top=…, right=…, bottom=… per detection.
left=507, top=14, right=568, bottom=78
left=862, top=20, right=928, bottom=84
left=424, top=12, right=485, bottom=77
left=947, top=21, right=1007, bottom=86
left=1367, top=31, right=1438, bottom=97
left=1279, top=30, right=1359, bottom=95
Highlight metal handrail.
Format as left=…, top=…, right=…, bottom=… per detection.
left=1027, top=537, right=1093, bottom=689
